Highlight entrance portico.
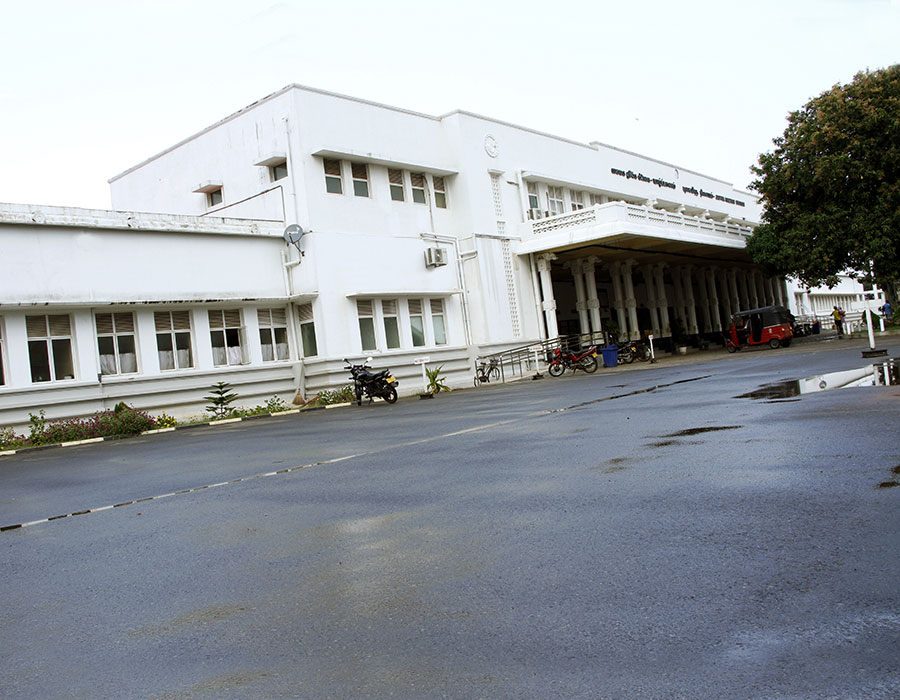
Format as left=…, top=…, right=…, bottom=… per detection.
left=519, top=202, right=787, bottom=342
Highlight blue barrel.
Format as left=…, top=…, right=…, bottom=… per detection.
left=601, top=345, right=618, bottom=368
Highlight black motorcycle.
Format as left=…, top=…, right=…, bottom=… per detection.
left=344, top=359, right=399, bottom=405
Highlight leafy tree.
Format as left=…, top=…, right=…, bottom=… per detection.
left=748, top=65, right=900, bottom=289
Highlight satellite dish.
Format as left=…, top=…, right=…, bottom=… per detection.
left=283, top=224, right=305, bottom=247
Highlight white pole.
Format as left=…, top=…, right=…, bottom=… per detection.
left=864, top=295, right=876, bottom=350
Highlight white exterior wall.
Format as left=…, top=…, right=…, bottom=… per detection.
left=2, top=84, right=774, bottom=431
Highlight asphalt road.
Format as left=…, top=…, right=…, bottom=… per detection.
left=2, top=338, right=899, bottom=700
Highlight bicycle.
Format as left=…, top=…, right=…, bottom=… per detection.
left=473, top=358, right=501, bottom=386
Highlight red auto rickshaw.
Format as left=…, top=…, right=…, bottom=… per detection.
left=726, top=305, right=794, bottom=352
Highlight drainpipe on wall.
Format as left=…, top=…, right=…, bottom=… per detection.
left=283, top=116, right=306, bottom=399
left=420, top=232, right=475, bottom=348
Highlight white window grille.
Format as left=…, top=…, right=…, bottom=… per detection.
left=388, top=168, right=405, bottom=201
left=382, top=299, right=401, bottom=349
left=155, top=311, right=193, bottom=370
left=433, top=176, right=447, bottom=209
left=209, top=309, right=246, bottom=366
left=298, top=304, right=318, bottom=357
left=26, top=314, right=75, bottom=382
left=527, top=182, right=540, bottom=210
left=324, top=158, right=343, bottom=194
left=96, top=312, right=138, bottom=375
left=409, top=299, right=425, bottom=347
left=357, top=300, right=376, bottom=352
left=351, top=162, right=369, bottom=198
left=258, top=308, right=289, bottom=362
left=411, top=172, right=427, bottom=204
left=570, top=190, right=585, bottom=210
left=430, top=299, right=447, bottom=345
left=547, top=186, right=565, bottom=215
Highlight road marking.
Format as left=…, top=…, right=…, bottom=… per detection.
left=1, top=378, right=711, bottom=533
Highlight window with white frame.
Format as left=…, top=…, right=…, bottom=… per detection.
left=408, top=299, right=426, bottom=347
left=96, top=312, right=137, bottom=375
left=570, top=190, right=585, bottom=210
left=590, top=193, right=607, bottom=206
left=357, top=300, right=376, bottom=352
left=270, top=159, right=288, bottom=182
left=547, top=186, right=565, bottom=215
left=323, top=158, right=343, bottom=194
left=209, top=309, right=246, bottom=366
left=433, top=176, right=447, bottom=208
left=410, top=172, right=427, bottom=204
left=382, top=299, right=401, bottom=349
left=430, top=299, right=448, bottom=345
left=258, top=308, right=289, bottom=361
left=155, top=311, right=193, bottom=370
left=26, top=314, right=75, bottom=383
left=298, top=304, right=317, bottom=357
left=207, top=187, right=224, bottom=208
left=388, top=168, right=405, bottom=201
left=351, top=162, right=369, bottom=197
left=527, top=182, right=540, bottom=210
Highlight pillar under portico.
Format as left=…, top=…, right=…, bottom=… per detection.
left=621, top=259, right=640, bottom=340
left=536, top=253, right=559, bottom=339
left=653, top=264, right=671, bottom=337
left=582, top=257, right=604, bottom=340
left=566, top=260, right=591, bottom=336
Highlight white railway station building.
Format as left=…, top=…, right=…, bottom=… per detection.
left=1, top=84, right=788, bottom=428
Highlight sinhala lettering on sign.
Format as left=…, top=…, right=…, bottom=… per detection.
left=610, top=167, right=745, bottom=207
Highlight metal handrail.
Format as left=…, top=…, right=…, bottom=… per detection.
left=474, top=332, right=609, bottom=383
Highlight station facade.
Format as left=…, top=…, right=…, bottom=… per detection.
left=1, top=84, right=782, bottom=428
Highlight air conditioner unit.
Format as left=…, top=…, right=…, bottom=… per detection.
left=528, top=208, right=543, bottom=220
left=425, top=246, right=448, bottom=268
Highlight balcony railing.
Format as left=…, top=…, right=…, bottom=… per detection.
left=528, top=202, right=755, bottom=239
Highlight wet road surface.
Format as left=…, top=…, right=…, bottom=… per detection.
left=2, top=339, right=899, bottom=699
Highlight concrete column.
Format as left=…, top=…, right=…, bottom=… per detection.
left=622, top=259, right=640, bottom=340
left=747, top=270, right=759, bottom=308
left=763, top=276, right=774, bottom=306
left=718, top=269, right=733, bottom=324
left=582, top=256, right=603, bottom=339
left=738, top=270, right=751, bottom=309
left=609, top=261, right=628, bottom=342
left=728, top=269, right=741, bottom=314
left=536, top=253, right=559, bottom=339
left=706, top=268, right=722, bottom=332
left=567, top=260, right=591, bottom=336
left=671, top=266, right=686, bottom=332
left=642, top=264, right=660, bottom=336
left=654, top=264, right=671, bottom=336
left=695, top=267, right=712, bottom=333
left=682, top=266, right=699, bottom=334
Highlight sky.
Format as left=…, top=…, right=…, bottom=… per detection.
left=1, top=0, right=898, bottom=211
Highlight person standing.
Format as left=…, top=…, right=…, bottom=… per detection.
left=832, top=306, right=844, bottom=337
left=882, top=300, right=893, bottom=321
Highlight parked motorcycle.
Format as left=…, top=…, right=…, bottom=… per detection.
left=548, top=345, right=599, bottom=376
left=617, top=340, right=652, bottom=364
left=344, top=358, right=399, bottom=405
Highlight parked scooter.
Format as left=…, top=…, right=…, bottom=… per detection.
left=548, top=345, right=599, bottom=376
left=344, top=358, right=399, bottom=405
left=617, top=340, right=652, bottom=364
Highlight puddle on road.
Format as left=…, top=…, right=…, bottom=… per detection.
left=737, top=358, right=900, bottom=400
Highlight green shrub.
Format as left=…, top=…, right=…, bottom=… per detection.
left=425, top=365, right=451, bottom=394
left=155, top=413, right=178, bottom=428
left=9, top=405, right=157, bottom=447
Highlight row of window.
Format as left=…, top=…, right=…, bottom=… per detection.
left=202, top=158, right=288, bottom=209
left=356, top=298, right=447, bottom=353
left=323, top=159, right=448, bottom=208
left=0, top=299, right=451, bottom=386
left=527, top=182, right=611, bottom=215
left=0, top=306, right=317, bottom=386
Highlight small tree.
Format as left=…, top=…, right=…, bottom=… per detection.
left=204, top=381, right=239, bottom=420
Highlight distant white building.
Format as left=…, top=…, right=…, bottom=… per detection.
left=1, top=84, right=786, bottom=429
